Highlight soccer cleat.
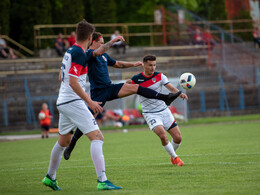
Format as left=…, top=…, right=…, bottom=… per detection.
left=97, top=180, right=122, bottom=190
left=171, top=156, right=184, bottom=166
left=165, top=91, right=182, bottom=106
left=42, top=174, right=61, bottom=191
left=63, top=146, right=73, bottom=160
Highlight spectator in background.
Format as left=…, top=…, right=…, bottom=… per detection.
left=202, top=29, right=216, bottom=50
left=55, top=33, right=66, bottom=56
left=253, top=27, right=260, bottom=49
left=66, top=31, right=76, bottom=48
left=39, top=102, right=52, bottom=139
left=192, top=28, right=204, bottom=45
left=111, top=30, right=126, bottom=54
left=0, top=34, right=17, bottom=59
left=96, top=109, right=125, bottom=127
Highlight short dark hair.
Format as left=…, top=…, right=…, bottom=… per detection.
left=92, top=32, right=102, bottom=43
left=143, top=54, right=156, bottom=63
left=76, top=19, right=95, bottom=42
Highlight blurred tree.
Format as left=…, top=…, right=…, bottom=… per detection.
left=84, top=0, right=93, bottom=23
left=51, top=0, right=63, bottom=24
left=0, top=0, right=11, bottom=34
left=91, top=0, right=116, bottom=23
left=10, top=0, right=53, bottom=49
left=233, top=10, right=253, bottom=41
left=52, top=0, right=85, bottom=24
left=208, top=0, right=228, bottom=29
left=195, top=0, right=211, bottom=19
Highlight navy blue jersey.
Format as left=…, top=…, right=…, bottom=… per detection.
left=86, top=49, right=116, bottom=90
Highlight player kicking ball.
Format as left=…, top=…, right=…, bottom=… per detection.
left=127, top=54, right=188, bottom=166
left=63, top=32, right=181, bottom=160
left=42, top=20, right=122, bottom=191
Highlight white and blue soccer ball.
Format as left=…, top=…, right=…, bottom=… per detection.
left=38, top=112, right=45, bottom=120
left=179, top=72, right=196, bottom=90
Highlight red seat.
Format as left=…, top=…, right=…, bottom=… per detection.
left=131, top=109, right=143, bottom=118
left=169, top=106, right=181, bottom=115
left=123, top=109, right=131, bottom=116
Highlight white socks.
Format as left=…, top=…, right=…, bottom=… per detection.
left=91, top=140, right=107, bottom=182
left=163, top=142, right=177, bottom=159
left=171, top=139, right=181, bottom=151
left=48, top=141, right=66, bottom=180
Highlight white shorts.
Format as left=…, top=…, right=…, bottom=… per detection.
left=143, top=108, right=177, bottom=131
left=57, top=100, right=99, bottom=135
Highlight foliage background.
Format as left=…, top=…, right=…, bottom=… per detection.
left=0, top=0, right=252, bottom=49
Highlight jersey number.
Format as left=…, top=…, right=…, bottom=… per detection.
left=61, top=63, right=66, bottom=82
left=92, top=119, right=97, bottom=125
left=150, top=119, right=156, bottom=126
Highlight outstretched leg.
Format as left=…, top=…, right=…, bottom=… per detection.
left=118, top=83, right=181, bottom=105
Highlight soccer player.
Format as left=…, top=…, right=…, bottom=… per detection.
left=42, top=20, right=123, bottom=191
left=63, top=32, right=182, bottom=160
left=128, top=54, right=188, bottom=166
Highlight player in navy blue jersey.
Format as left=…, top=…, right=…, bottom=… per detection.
left=130, top=54, right=188, bottom=166
left=63, top=32, right=182, bottom=160
left=42, top=20, right=122, bottom=191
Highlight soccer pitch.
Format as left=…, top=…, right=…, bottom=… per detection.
left=0, top=121, right=260, bottom=194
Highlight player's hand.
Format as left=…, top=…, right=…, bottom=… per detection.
left=133, top=61, right=143, bottom=67
left=89, top=100, right=103, bottom=114
left=112, top=35, right=125, bottom=43
left=180, top=93, right=188, bottom=100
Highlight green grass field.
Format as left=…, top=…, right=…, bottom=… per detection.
left=0, top=121, right=260, bottom=194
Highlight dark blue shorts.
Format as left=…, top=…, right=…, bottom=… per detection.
left=96, top=109, right=105, bottom=119
left=91, top=83, right=124, bottom=107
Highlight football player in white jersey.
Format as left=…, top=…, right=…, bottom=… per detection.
left=42, top=20, right=123, bottom=191
left=127, top=54, right=188, bottom=166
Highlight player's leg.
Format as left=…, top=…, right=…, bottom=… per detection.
left=117, top=83, right=181, bottom=105
left=168, top=125, right=182, bottom=151
left=85, top=130, right=121, bottom=190
left=43, top=103, right=77, bottom=191
left=64, top=88, right=108, bottom=160
left=167, top=126, right=183, bottom=166
left=163, top=109, right=184, bottom=166
left=63, top=128, right=83, bottom=160
left=42, top=133, right=72, bottom=191
left=153, top=125, right=178, bottom=160
left=73, top=104, right=121, bottom=190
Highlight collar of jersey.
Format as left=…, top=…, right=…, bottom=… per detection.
left=142, top=72, right=154, bottom=78
left=74, top=43, right=85, bottom=52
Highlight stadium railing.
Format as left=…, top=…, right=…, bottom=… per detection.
left=1, top=35, right=34, bottom=57
left=33, top=19, right=254, bottom=49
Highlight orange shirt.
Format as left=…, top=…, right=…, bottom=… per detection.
left=40, top=109, right=51, bottom=126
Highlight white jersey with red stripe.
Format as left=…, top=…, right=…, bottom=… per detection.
left=57, top=44, right=88, bottom=105
left=131, top=72, right=169, bottom=113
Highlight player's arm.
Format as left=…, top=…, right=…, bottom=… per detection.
left=59, top=70, right=62, bottom=82
left=165, top=83, right=188, bottom=100
left=92, top=36, right=125, bottom=57
left=113, top=61, right=143, bottom=69
left=69, top=76, right=103, bottom=113
left=125, top=79, right=132, bottom=84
